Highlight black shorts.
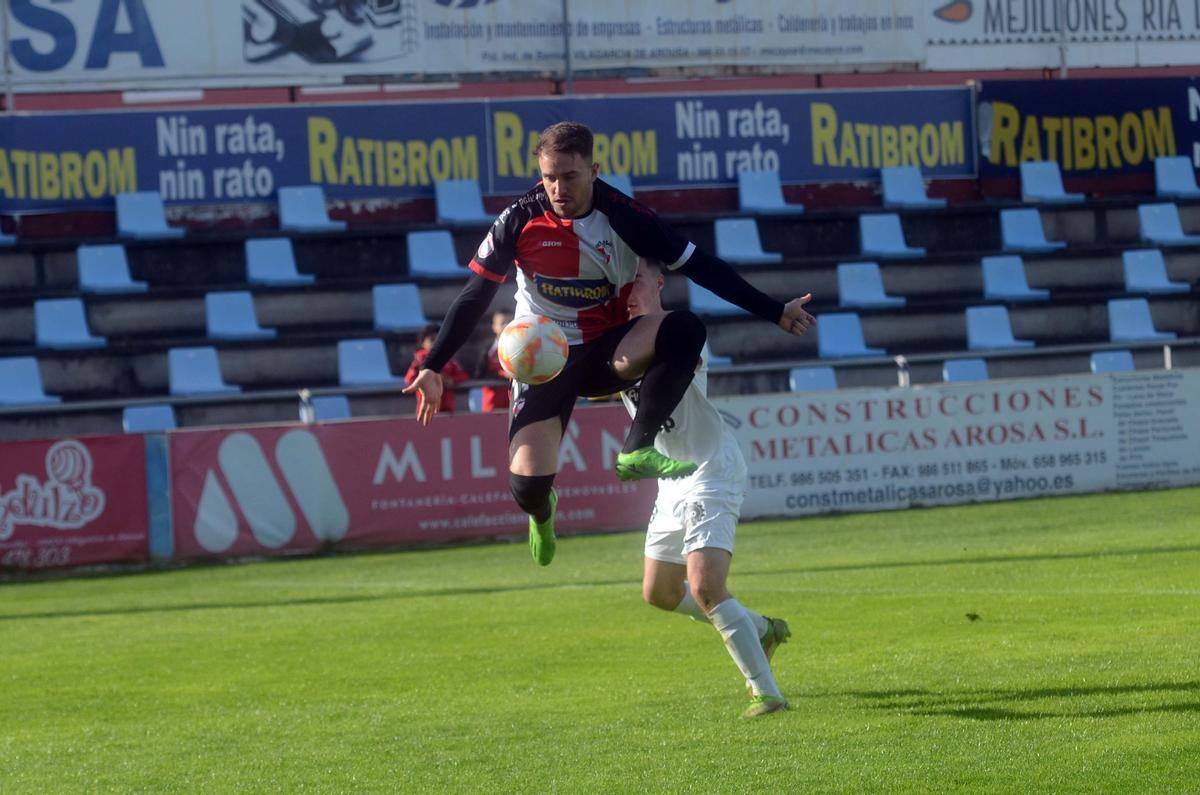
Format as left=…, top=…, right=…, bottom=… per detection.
left=508, top=319, right=639, bottom=441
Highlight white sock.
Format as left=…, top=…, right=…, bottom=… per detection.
left=674, top=582, right=770, bottom=637
left=708, top=598, right=781, bottom=698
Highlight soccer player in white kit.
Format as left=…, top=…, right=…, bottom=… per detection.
left=622, top=258, right=791, bottom=719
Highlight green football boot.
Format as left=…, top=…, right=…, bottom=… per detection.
left=528, top=488, right=557, bottom=566
left=615, top=447, right=698, bottom=481
left=741, top=695, right=790, bottom=719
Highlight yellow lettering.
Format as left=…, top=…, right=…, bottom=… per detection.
left=881, top=126, right=899, bottom=167
left=494, top=112, right=526, bottom=178
left=339, top=139, right=361, bottom=185
left=1073, top=116, right=1096, bottom=170
left=990, top=101, right=1020, bottom=166
left=39, top=153, right=60, bottom=199
left=386, top=141, right=405, bottom=185
left=1019, top=116, right=1042, bottom=162
left=1143, top=106, right=1174, bottom=159
left=899, top=124, right=919, bottom=166
left=838, top=122, right=859, bottom=167
left=308, top=117, right=339, bottom=184
left=408, top=140, right=429, bottom=185
left=919, top=124, right=938, bottom=168
left=1095, top=115, right=1120, bottom=168
left=1120, top=112, right=1144, bottom=164
left=0, top=151, right=11, bottom=198
left=429, top=138, right=451, bottom=182
left=940, top=122, right=964, bottom=165
left=83, top=151, right=105, bottom=198
left=811, top=102, right=838, bottom=166
left=452, top=136, right=479, bottom=180
left=630, top=131, right=656, bottom=176
left=60, top=152, right=83, bottom=199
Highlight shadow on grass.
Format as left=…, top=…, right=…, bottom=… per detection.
left=848, top=680, right=1200, bottom=721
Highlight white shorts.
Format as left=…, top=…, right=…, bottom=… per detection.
left=643, top=436, right=747, bottom=565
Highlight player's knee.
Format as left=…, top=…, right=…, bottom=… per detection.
left=657, top=310, right=706, bottom=358
left=690, top=580, right=728, bottom=614
left=643, top=580, right=679, bottom=611
left=510, top=473, right=555, bottom=516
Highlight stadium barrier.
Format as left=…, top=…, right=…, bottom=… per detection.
left=2, top=370, right=1198, bottom=573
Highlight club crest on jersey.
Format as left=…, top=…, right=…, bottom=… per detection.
left=594, top=239, right=614, bottom=265
left=534, top=275, right=614, bottom=308
left=476, top=232, right=495, bottom=260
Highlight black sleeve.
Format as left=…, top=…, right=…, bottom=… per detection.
left=678, top=248, right=785, bottom=325
left=423, top=273, right=502, bottom=373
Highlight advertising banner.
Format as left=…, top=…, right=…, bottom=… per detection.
left=976, top=78, right=1199, bottom=179
left=0, top=435, right=149, bottom=570
left=168, top=404, right=654, bottom=560
left=0, top=87, right=973, bottom=212
left=4, top=1, right=924, bottom=92
left=716, top=369, right=1200, bottom=519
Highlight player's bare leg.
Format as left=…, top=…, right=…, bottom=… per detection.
left=510, top=417, right=563, bottom=566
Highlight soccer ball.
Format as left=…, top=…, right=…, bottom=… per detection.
left=497, top=316, right=569, bottom=385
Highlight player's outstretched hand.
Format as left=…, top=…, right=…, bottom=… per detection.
left=779, top=294, right=815, bottom=336
left=401, top=369, right=443, bottom=426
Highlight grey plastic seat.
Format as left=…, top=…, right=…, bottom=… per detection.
left=205, top=291, right=275, bottom=341
left=1153, top=156, right=1200, bottom=199
left=1137, top=203, right=1200, bottom=246
left=35, top=298, right=106, bottom=349
left=372, top=283, right=428, bottom=332
left=245, top=238, right=315, bottom=287
left=1090, top=350, right=1135, bottom=373
left=168, top=347, right=240, bottom=396
left=981, top=256, right=1049, bottom=301
left=714, top=218, right=783, bottom=265
left=788, top=366, right=837, bottom=392
left=1121, top=250, right=1189, bottom=294
left=434, top=179, right=493, bottom=226
left=122, top=404, right=177, bottom=432
left=737, top=170, right=803, bottom=215
left=310, top=394, right=352, bottom=421
left=337, top=339, right=401, bottom=386
left=966, top=306, right=1035, bottom=351
left=943, top=358, right=990, bottom=383
left=1019, top=160, right=1083, bottom=203
left=116, top=191, right=185, bottom=240
left=78, top=244, right=148, bottom=293
left=1107, top=298, right=1176, bottom=342
left=859, top=213, right=925, bottom=259
left=837, top=262, right=905, bottom=308
left=0, top=357, right=61, bottom=406
left=406, top=230, right=461, bottom=279
left=817, top=313, right=885, bottom=359
left=1000, top=208, right=1066, bottom=253
left=881, top=166, right=946, bottom=209
left=278, top=186, right=347, bottom=233
left=687, top=281, right=748, bottom=316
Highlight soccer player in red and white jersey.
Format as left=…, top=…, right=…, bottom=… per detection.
left=404, top=121, right=814, bottom=567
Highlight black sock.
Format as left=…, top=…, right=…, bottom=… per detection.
left=622, top=311, right=707, bottom=454
left=510, top=473, right=556, bottom=522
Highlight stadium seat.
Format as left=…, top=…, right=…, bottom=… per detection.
left=687, top=281, right=749, bottom=316
left=705, top=345, right=732, bottom=368
left=1019, top=160, right=1084, bottom=203
left=245, top=238, right=315, bottom=287
left=0, top=230, right=15, bottom=247
left=602, top=174, right=635, bottom=198
left=1121, top=250, right=1189, bottom=294
left=205, top=291, right=276, bottom=341
left=859, top=213, right=925, bottom=259
left=168, top=346, right=241, bottom=396
left=881, top=166, right=946, bottom=209
left=122, top=404, right=177, bottom=432
left=965, top=306, right=1035, bottom=351
left=1090, top=350, right=1135, bottom=373
left=35, top=298, right=106, bottom=350
left=1154, top=156, right=1200, bottom=199
left=310, top=394, right=352, bottom=421
left=788, top=366, right=838, bottom=392
left=278, top=185, right=347, bottom=233
left=736, top=170, right=803, bottom=215
left=1000, top=208, right=1066, bottom=253
left=836, top=262, right=905, bottom=308
left=713, top=218, right=783, bottom=265
left=77, top=244, right=147, bottom=294
left=981, top=255, right=1050, bottom=301
left=434, top=179, right=493, bottom=226
left=468, top=387, right=485, bottom=413
left=942, top=358, right=990, bottom=383
left=372, top=283, right=428, bottom=332
left=337, top=339, right=401, bottom=386
left=1107, top=298, right=1176, bottom=342
left=406, top=230, right=461, bottom=279
left=0, top=357, right=61, bottom=406
left=1137, top=203, right=1200, bottom=246
left=115, top=191, right=185, bottom=240
left=817, top=312, right=885, bottom=359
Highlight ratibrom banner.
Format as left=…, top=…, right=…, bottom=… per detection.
left=4, top=0, right=923, bottom=92
left=0, top=87, right=973, bottom=211
left=717, top=369, right=1200, bottom=518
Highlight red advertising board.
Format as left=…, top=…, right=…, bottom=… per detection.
left=0, top=435, right=149, bottom=570
left=169, top=405, right=654, bottom=559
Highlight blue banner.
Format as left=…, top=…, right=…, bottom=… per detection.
left=0, top=88, right=974, bottom=213
left=977, top=78, right=1200, bottom=178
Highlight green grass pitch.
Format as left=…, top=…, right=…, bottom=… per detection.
left=3, top=487, right=1199, bottom=793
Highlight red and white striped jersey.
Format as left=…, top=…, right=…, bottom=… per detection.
left=468, top=179, right=696, bottom=345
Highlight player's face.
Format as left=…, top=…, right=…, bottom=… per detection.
left=539, top=150, right=598, bottom=218
left=627, top=261, right=664, bottom=319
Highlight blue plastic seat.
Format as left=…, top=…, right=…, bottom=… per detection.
left=310, top=394, right=351, bottom=421
left=714, top=218, right=783, bottom=265
left=1090, top=350, right=1135, bottom=373
left=836, top=262, right=905, bottom=308
left=35, top=298, right=106, bottom=349
left=372, top=283, right=428, bottom=332
left=859, top=213, right=925, bottom=259
left=434, top=179, right=493, bottom=226
left=406, top=230, right=461, bottom=279
left=704, top=343, right=732, bottom=368
left=1019, top=160, right=1083, bottom=203
left=468, top=387, right=485, bottom=413
left=1122, top=250, right=1189, bottom=294
left=943, top=358, right=990, bottom=383
left=205, top=291, right=275, bottom=341
left=1000, top=208, right=1066, bottom=253
left=245, top=238, right=315, bottom=287
left=981, top=255, right=1050, bottom=301
left=278, top=186, right=347, bottom=233
left=122, top=404, right=177, bottom=432
left=168, top=346, right=240, bottom=396
left=1107, top=298, right=1176, bottom=342
left=1137, top=203, right=1200, bottom=246
left=817, top=312, right=885, bottom=359
left=116, top=191, right=185, bottom=240
left=789, top=366, right=838, bottom=392
left=737, top=170, right=803, bottom=215
left=337, top=339, right=401, bottom=386
left=77, top=244, right=147, bottom=294
left=1154, top=156, right=1200, bottom=199
left=881, top=166, right=946, bottom=209
left=687, top=281, right=748, bottom=316
left=0, top=230, right=15, bottom=246
left=966, top=306, right=1035, bottom=351
left=0, top=357, right=61, bottom=406
left=602, top=174, right=635, bottom=199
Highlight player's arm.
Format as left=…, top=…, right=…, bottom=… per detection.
left=678, top=249, right=814, bottom=336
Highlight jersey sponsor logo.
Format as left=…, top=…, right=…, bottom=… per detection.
left=476, top=232, right=495, bottom=260
left=541, top=240, right=562, bottom=247
left=534, top=275, right=615, bottom=308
